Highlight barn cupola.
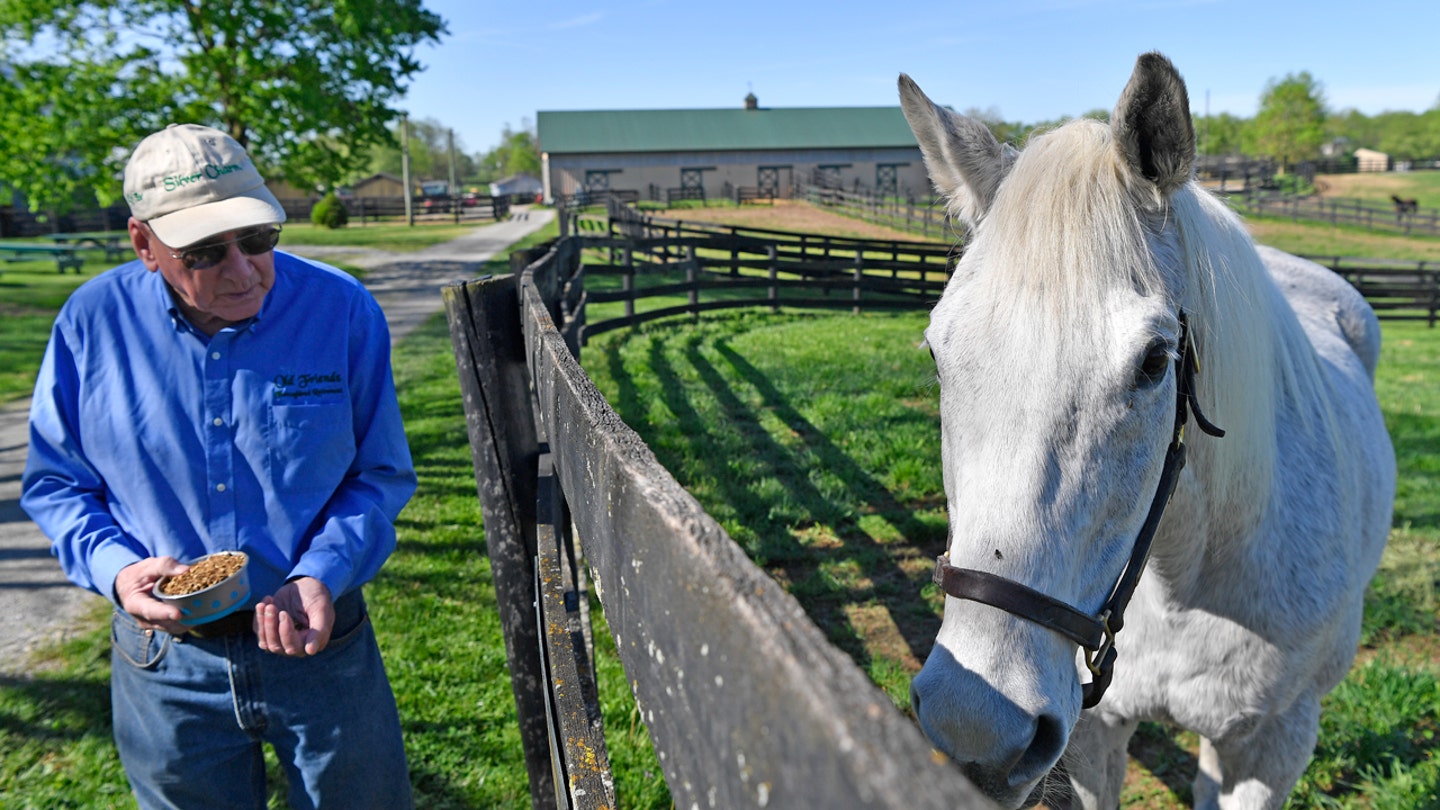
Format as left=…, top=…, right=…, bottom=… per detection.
left=744, top=91, right=758, bottom=110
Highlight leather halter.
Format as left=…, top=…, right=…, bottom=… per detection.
left=931, top=311, right=1225, bottom=708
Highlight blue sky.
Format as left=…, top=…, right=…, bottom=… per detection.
left=400, top=0, right=1440, bottom=155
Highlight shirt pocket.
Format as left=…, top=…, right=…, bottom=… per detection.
left=267, top=402, right=355, bottom=492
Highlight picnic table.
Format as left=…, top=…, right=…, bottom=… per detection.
left=0, top=243, right=85, bottom=274
left=43, top=230, right=131, bottom=263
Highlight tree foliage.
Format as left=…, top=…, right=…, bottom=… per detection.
left=1253, top=71, right=1327, bottom=170
left=478, top=120, right=540, bottom=182
left=0, top=0, right=446, bottom=214
left=364, top=116, right=477, bottom=189
left=1194, top=112, right=1255, bottom=156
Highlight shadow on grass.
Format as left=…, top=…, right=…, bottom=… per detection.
left=0, top=672, right=112, bottom=744
left=1124, top=722, right=1197, bottom=804
left=596, top=313, right=945, bottom=673
left=1385, top=409, right=1440, bottom=530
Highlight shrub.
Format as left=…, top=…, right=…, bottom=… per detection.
left=311, top=193, right=349, bottom=229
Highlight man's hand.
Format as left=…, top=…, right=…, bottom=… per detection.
left=115, top=557, right=192, bottom=636
left=255, top=577, right=334, bottom=657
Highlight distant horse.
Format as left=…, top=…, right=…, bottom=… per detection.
left=1391, top=194, right=1419, bottom=219
left=899, top=53, right=1395, bottom=809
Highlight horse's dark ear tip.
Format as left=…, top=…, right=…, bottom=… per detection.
left=1136, top=51, right=1181, bottom=79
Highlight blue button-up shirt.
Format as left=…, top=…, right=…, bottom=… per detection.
left=22, top=251, right=417, bottom=605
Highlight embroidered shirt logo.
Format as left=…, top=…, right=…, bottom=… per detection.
left=273, top=371, right=343, bottom=403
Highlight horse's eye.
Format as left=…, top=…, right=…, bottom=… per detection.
left=1135, top=343, right=1171, bottom=388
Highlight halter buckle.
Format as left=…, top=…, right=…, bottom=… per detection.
left=1084, top=610, right=1115, bottom=679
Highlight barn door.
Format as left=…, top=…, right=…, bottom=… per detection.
left=876, top=163, right=902, bottom=197
left=757, top=165, right=791, bottom=195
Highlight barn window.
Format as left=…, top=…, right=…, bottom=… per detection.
left=584, top=170, right=616, bottom=192
left=876, top=163, right=906, bottom=196
left=816, top=164, right=850, bottom=190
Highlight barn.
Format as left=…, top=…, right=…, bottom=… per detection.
left=536, top=94, right=929, bottom=204
left=490, top=172, right=544, bottom=199
left=349, top=172, right=407, bottom=197
left=1354, top=148, right=1392, bottom=173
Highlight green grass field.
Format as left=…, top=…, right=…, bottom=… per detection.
left=581, top=310, right=1440, bottom=810
left=1316, top=170, right=1440, bottom=211
left=1, top=196, right=1437, bottom=808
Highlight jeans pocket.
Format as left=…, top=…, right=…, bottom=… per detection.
left=110, top=611, right=171, bottom=670
left=324, top=611, right=372, bottom=655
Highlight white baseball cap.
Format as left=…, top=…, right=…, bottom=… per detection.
left=123, top=124, right=287, bottom=248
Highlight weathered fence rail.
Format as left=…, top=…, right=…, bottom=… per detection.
left=444, top=236, right=995, bottom=809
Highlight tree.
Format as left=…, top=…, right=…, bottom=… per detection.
left=478, top=120, right=540, bottom=183
left=1253, top=71, right=1327, bottom=171
left=0, top=0, right=446, bottom=215
left=364, top=117, right=477, bottom=187
left=1194, top=112, right=1253, bottom=156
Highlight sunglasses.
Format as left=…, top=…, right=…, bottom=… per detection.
left=155, top=225, right=282, bottom=270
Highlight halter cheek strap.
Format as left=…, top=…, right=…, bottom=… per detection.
left=931, top=310, right=1224, bottom=709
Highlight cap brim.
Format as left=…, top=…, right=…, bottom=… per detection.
left=146, top=187, right=287, bottom=248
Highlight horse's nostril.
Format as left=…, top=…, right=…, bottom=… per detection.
left=1013, top=713, right=1066, bottom=782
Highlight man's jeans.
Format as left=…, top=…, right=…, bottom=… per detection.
left=109, top=590, right=412, bottom=810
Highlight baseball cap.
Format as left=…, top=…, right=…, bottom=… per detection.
left=123, top=124, right=287, bottom=248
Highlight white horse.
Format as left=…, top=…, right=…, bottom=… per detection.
left=900, top=53, right=1395, bottom=809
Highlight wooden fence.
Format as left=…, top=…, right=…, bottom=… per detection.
left=443, top=239, right=994, bottom=809
left=802, top=185, right=962, bottom=241
left=1299, top=255, right=1440, bottom=326
left=570, top=201, right=957, bottom=340
left=278, top=193, right=512, bottom=225
left=1235, top=191, right=1440, bottom=238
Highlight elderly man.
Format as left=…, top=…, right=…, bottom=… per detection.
left=22, top=124, right=417, bottom=809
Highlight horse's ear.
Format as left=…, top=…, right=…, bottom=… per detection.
left=1111, top=52, right=1195, bottom=196
left=898, top=74, right=1014, bottom=226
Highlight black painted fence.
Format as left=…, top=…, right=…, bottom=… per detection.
left=1299, top=255, right=1440, bottom=326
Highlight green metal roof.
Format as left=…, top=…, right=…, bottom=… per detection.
left=537, top=107, right=918, bottom=154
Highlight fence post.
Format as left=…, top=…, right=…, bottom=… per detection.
left=442, top=275, right=554, bottom=809
left=687, top=245, right=699, bottom=320
left=853, top=253, right=863, bottom=315
left=623, top=245, right=635, bottom=321
left=768, top=244, right=779, bottom=313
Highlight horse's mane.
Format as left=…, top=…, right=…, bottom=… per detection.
left=969, top=119, right=1332, bottom=506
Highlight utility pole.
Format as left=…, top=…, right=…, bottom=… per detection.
left=448, top=128, right=459, bottom=224
left=401, top=113, right=414, bottom=227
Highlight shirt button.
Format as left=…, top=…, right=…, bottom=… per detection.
left=216, top=483, right=227, bottom=492
left=212, top=417, right=223, bottom=426
left=211, top=351, right=221, bottom=360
